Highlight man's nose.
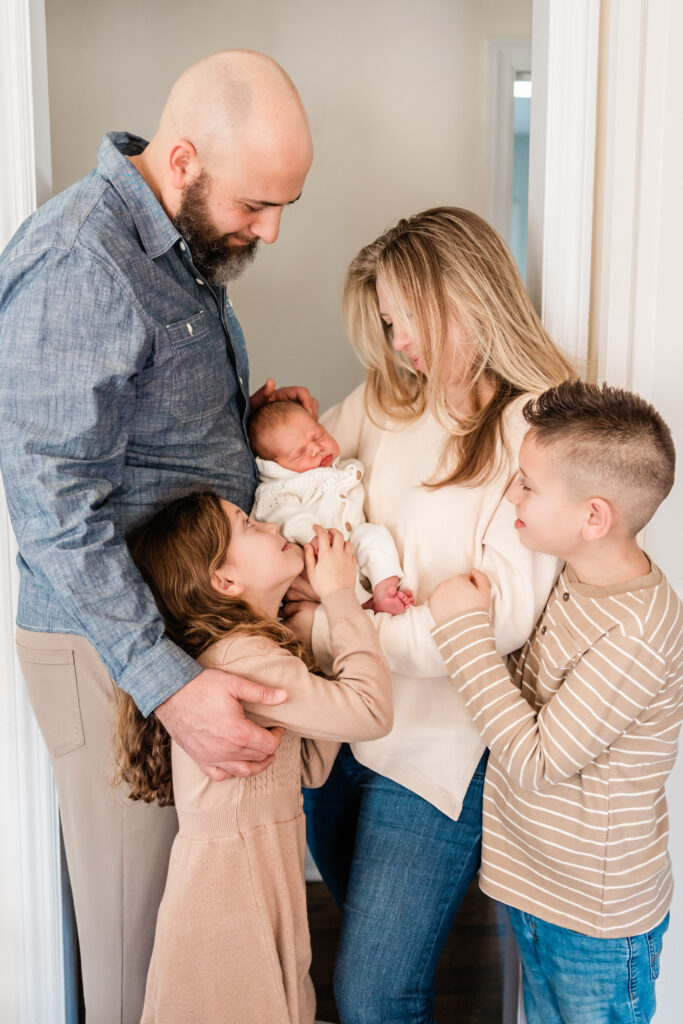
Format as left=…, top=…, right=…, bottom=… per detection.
left=251, top=206, right=283, bottom=244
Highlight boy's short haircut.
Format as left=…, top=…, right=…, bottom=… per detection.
left=523, top=380, right=675, bottom=535
left=248, top=399, right=307, bottom=460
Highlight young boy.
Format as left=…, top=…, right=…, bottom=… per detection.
left=249, top=398, right=413, bottom=614
left=428, top=380, right=682, bottom=1024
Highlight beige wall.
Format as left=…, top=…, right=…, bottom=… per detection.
left=45, top=0, right=531, bottom=411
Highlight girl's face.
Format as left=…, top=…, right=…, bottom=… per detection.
left=212, top=500, right=304, bottom=607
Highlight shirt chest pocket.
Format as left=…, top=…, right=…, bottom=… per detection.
left=536, top=621, right=585, bottom=693
left=163, top=311, right=231, bottom=424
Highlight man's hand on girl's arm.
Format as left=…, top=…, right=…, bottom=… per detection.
left=154, top=669, right=288, bottom=781
left=250, top=377, right=319, bottom=420
left=428, top=568, right=492, bottom=626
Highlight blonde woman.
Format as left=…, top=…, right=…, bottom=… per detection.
left=285, top=208, right=574, bottom=1023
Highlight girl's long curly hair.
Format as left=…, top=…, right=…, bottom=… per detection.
left=112, top=490, right=313, bottom=806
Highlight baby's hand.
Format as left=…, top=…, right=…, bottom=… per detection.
left=304, top=525, right=357, bottom=597
left=428, top=569, right=491, bottom=626
left=372, top=577, right=415, bottom=615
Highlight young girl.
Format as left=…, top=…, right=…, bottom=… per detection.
left=114, top=490, right=392, bottom=1024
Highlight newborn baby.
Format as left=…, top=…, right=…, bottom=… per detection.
left=250, top=400, right=413, bottom=615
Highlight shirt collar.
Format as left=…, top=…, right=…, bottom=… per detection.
left=96, top=132, right=181, bottom=259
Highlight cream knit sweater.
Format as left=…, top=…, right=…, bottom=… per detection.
left=311, top=383, right=560, bottom=819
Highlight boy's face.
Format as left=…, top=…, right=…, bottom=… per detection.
left=506, top=432, right=588, bottom=559
left=265, top=406, right=340, bottom=472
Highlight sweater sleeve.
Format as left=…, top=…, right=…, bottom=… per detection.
left=311, top=600, right=447, bottom=678
left=207, top=589, right=393, bottom=741
left=300, top=738, right=342, bottom=788
left=319, top=383, right=367, bottom=459
left=431, top=611, right=666, bottom=790
left=477, top=496, right=560, bottom=657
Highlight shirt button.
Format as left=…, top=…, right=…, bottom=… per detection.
left=356, top=470, right=361, bottom=480
left=541, top=625, right=547, bottom=635
left=345, top=521, right=352, bottom=532
left=562, top=592, right=570, bottom=602
left=179, top=241, right=186, bottom=251
left=196, top=278, right=204, bottom=286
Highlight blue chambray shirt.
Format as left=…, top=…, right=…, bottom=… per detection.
left=0, top=132, right=258, bottom=715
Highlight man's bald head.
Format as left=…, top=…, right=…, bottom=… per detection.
left=158, top=50, right=312, bottom=177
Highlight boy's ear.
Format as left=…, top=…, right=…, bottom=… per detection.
left=582, top=497, right=613, bottom=541
left=210, top=568, right=245, bottom=598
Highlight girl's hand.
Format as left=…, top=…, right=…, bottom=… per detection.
left=304, top=525, right=357, bottom=597
left=428, top=568, right=491, bottom=626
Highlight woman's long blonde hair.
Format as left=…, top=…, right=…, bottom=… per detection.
left=113, top=490, right=314, bottom=806
left=343, top=207, right=575, bottom=486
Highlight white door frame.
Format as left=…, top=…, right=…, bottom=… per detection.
left=485, top=36, right=533, bottom=250
left=0, top=2, right=65, bottom=1023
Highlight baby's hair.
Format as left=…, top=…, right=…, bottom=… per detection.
left=249, top=399, right=309, bottom=460
left=523, top=380, right=675, bottom=535
left=113, top=489, right=314, bottom=806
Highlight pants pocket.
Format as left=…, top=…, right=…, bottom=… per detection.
left=646, top=913, right=669, bottom=982
left=17, top=641, right=85, bottom=757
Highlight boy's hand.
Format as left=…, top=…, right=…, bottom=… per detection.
left=428, top=569, right=491, bottom=626
left=304, top=524, right=357, bottom=597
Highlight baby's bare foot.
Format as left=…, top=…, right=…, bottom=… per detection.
left=372, top=580, right=414, bottom=616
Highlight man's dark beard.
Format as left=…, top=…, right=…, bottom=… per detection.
left=173, top=170, right=259, bottom=286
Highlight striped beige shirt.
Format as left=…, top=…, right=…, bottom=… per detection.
left=432, top=561, right=683, bottom=938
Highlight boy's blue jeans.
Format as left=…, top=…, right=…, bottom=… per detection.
left=304, top=744, right=487, bottom=1023
left=508, top=906, right=669, bottom=1024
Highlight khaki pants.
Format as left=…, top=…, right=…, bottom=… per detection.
left=16, top=628, right=178, bottom=1024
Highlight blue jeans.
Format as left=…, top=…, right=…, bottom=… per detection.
left=508, top=907, right=669, bottom=1024
left=304, top=745, right=487, bottom=1023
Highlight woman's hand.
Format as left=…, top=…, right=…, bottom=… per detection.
left=304, top=525, right=357, bottom=597
left=250, top=377, right=319, bottom=420
left=428, top=568, right=491, bottom=626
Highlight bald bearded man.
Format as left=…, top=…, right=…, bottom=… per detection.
left=0, top=51, right=314, bottom=1023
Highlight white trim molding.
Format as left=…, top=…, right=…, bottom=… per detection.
left=485, top=37, right=532, bottom=248
left=527, top=0, right=600, bottom=369
left=0, top=2, right=64, bottom=1023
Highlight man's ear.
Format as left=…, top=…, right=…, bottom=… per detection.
left=168, top=140, right=199, bottom=191
left=210, top=569, right=244, bottom=598
left=582, top=497, right=613, bottom=541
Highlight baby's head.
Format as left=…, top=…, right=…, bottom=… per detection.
left=249, top=399, right=340, bottom=472
left=507, top=380, right=675, bottom=557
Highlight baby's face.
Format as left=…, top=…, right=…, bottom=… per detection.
left=267, top=407, right=340, bottom=472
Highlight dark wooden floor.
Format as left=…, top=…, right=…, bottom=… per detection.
left=307, top=878, right=507, bottom=1023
